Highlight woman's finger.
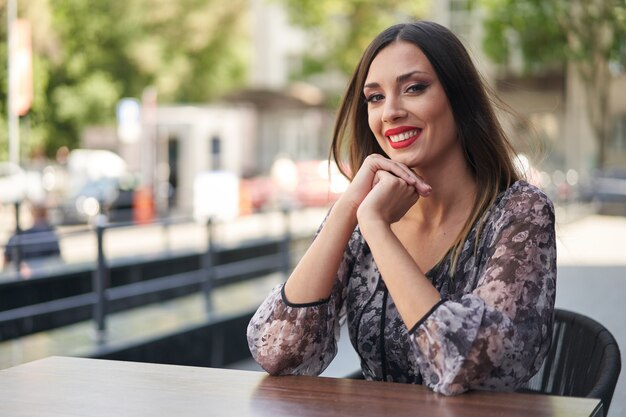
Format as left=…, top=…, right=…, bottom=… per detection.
left=364, top=155, right=431, bottom=196
left=358, top=170, right=420, bottom=225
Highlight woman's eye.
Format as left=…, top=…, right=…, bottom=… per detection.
left=365, top=93, right=384, bottom=103
left=406, top=83, right=428, bottom=93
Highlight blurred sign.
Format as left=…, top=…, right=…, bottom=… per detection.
left=193, top=171, right=240, bottom=223
left=116, top=98, right=141, bottom=143
left=11, top=19, right=32, bottom=116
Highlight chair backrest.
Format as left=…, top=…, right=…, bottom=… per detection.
left=519, top=308, right=621, bottom=413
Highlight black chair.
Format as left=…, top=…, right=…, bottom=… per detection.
left=519, top=308, right=621, bottom=414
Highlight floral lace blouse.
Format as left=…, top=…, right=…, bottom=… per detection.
left=247, top=181, right=557, bottom=395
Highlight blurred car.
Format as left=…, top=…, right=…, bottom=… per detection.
left=244, top=159, right=349, bottom=211
left=240, top=177, right=274, bottom=211
left=293, top=160, right=348, bottom=207
left=0, top=162, right=44, bottom=205
left=52, top=176, right=136, bottom=224
left=587, top=169, right=626, bottom=202
left=44, top=149, right=137, bottom=224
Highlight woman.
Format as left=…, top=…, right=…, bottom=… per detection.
left=247, top=21, right=556, bottom=395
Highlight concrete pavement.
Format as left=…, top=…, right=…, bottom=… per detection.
left=556, top=212, right=626, bottom=267
left=1, top=207, right=329, bottom=271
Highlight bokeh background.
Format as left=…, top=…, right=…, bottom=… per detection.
left=1, top=1, right=625, bottom=416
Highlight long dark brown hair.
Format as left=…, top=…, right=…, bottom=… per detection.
left=330, top=21, right=522, bottom=273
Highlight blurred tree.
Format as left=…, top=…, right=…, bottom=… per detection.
left=274, top=0, right=429, bottom=98
left=0, top=0, right=249, bottom=159
left=481, top=0, right=626, bottom=168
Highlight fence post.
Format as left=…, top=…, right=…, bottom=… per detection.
left=201, top=217, right=215, bottom=314
left=162, top=216, right=171, bottom=253
left=281, top=206, right=291, bottom=279
left=92, top=214, right=109, bottom=344
left=12, top=201, right=22, bottom=274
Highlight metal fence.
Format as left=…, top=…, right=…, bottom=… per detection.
left=0, top=208, right=302, bottom=344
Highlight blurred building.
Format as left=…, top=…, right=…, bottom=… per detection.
left=78, top=0, right=626, bottom=217
left=103, top=0, right=334, bottom=216
left=141, top=95, right=333, bottom=215
left=430, top=0, right=626, bottom=181
left=245, top=0, right=626, bottom=178
left=249, top=0, right=306, bottom=90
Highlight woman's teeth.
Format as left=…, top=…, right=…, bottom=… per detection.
left=388, top=129, right=419, bottom=143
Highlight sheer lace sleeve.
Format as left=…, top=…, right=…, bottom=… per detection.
left=246, top=227, right=355, bottom=376
left=409, top=184, right=557, bottom=395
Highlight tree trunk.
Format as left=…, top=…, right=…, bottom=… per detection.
left=557, top=0, right=616, bottom=169
left=580, top=58, right=611, bottom=169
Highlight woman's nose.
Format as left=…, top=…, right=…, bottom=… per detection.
left=382, top=97, right=407, bottom=122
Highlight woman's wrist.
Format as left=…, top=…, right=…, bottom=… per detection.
left=357, top=214, right=392, bottom=241
left=331, top=194, right=361, bottom=227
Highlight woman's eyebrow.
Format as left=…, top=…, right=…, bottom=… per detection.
left=396, top=70, right=428, bottom=84
left=363, top=81, right=380, bottom=90
left=364, top=70, right=429, bottom=90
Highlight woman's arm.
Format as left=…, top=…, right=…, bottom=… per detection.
left=247, top=195, right=361, bottom=376
left=359, top=177, right=556, bottom=395
left=356, top=170, right=442, bottom=327
left=282, top=197, right=359, bottom=303
left=285, top=154, right=431, bottom=304
left=248, top=155, right=431, bottom=375
left=247, top=278, right=346, bottom=375
left=410, top=185, right=556, bottom=395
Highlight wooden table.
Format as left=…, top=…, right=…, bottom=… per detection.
left=0, top=356, right=603, bottom=417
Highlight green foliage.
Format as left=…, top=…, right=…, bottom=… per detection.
left=0, top=0, right=249, bottom=159
left=480, top=0, right=566, bottom=73
left=481, top=0, right=626, bottom=168
left=481, top=0, right=626, bottom=74
left=274, top=0, right=429, bottom=82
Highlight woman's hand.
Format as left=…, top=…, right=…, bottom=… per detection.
left=357, top=170, right=420, bottom=228
left=340, top=154, right=430, bottom=213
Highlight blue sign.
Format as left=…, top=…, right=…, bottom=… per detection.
left=116, top=98, right=141, bottom=143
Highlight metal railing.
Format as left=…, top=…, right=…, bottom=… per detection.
left=0, top=208, right=301, bottom=344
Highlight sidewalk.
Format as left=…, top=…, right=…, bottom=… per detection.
left=556, top=212, right=626, bottom=266
left=1, top=207, right=329, bottom=271
left=553, top=213, right=626, bottom=417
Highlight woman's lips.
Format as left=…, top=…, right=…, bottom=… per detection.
left=385, top=128, right=422, bottom=149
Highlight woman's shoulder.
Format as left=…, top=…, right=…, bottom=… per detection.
left=487, top=180, right=555, bottom=230
left=497, top=180, right=554, bottom=211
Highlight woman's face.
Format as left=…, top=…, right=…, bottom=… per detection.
left=363, top=41, right=460, bottom=172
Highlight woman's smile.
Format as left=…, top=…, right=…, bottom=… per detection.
left=385, top=126, right=422, bottom=149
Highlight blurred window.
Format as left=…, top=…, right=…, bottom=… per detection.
left=449, top=0, right=473, bottom=40
left=611, top=114, right=626, bottom=151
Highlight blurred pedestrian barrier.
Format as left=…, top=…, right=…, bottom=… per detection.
left=90, top=308, right=255, bottom=369
left=0, top=208, right=305, bottom=344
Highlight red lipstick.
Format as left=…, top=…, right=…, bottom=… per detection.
left=384, top=126, right=422, bottom=149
